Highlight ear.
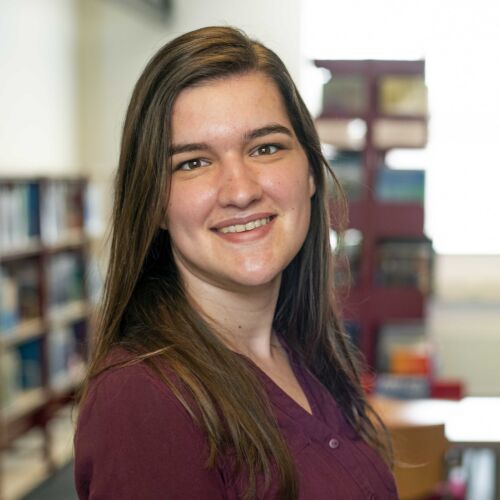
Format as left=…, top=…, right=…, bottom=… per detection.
left=308, top=171, right=316, bottom=197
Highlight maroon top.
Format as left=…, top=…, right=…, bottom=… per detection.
left=74, top=345, right=398, bottom=499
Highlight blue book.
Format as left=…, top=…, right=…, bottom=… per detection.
left=376, top=168, right=425, bottom=202
left=0, top=267, right=19, bottom=332
left=17, top=339, right=43, bottom=389
left=375, top=374, right=430, bottom=399
left=27, top=183, right=40, bottom=238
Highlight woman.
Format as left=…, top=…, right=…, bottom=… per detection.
left=74, top=26, right=397, bottom=500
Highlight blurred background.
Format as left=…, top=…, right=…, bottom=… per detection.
left=1, top=0, right=499, bottom=499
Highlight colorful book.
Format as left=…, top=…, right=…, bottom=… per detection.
left=375, top=373, right=430, bottom=399
left=16, top=338, right=43, bottom=389
left=378, top=75, right=427, bottom=116
left=376, top=168, right=425, bottom=203
left=0, top=266, right=19, bottom=332
left=323, top=74, right=367, bottom=115
left=328, top=151, right=364, bottom=200
left=376, top=322, right=426, bottom=372
left=375, top=238, right=433, bottom=293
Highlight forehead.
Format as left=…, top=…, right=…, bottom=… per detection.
left=170, top=72, right=293, bottom=144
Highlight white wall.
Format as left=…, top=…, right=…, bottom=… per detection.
left=0, top=0, right=79, bottom=176
left=428, top=255, right=500, bottom=396
left=79, top=0, right=302, bottom=179
left=0, top=0, right=301, bottom=179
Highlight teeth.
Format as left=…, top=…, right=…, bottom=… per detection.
left=219, top=217, right=271, bottom=234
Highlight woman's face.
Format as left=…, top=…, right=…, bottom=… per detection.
left=165, top=71, right=315, bottom=294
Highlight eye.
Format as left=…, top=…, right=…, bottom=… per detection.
left=175, top=158, right=210, bottom=171
left=251, top=144, right=282, bottom=157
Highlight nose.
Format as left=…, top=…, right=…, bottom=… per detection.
left=217, top=157, right=263, bottom=208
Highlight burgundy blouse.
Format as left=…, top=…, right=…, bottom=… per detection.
left=74, top=345, right=398, bottom=499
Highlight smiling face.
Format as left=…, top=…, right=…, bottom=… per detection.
left=165, top=72, right=315, bottom=295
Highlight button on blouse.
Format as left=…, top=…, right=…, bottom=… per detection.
left=328, top=437, right=340, bottom=449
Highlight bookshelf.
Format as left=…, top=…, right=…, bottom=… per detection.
left=315, top=60, right=433, bottom=370
left=0, top=177, right=91, bottom=498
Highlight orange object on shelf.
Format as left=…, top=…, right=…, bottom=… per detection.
left=390, top=348, right=431, bottom=375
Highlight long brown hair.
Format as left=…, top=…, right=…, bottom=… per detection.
left=79, top=26, right=392, bottom=500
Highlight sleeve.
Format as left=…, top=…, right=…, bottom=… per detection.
left=74, top=362, right=225, bottom=500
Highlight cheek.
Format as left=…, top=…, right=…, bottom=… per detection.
left=166, top=182, right=212, bottom=229
left=265, top=167, right=313, bottom=208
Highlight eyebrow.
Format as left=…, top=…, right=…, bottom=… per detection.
left=169, top=123, right=293, bottom=156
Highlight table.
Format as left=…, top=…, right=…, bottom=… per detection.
left=370, top=397, right=500, bottom=499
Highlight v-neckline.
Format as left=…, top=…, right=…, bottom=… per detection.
left=239, top=338, right=319, bottom=419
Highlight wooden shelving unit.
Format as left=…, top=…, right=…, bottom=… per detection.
left=315, top=60, right=433, bottom=369
left=0, top=177, right=91, bottom=499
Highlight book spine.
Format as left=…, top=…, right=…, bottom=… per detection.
left=0, top=349, right=22, bottom=408
left=17, top=339, right=43, bottom=390
left=0, top=267, right=20, bottom=332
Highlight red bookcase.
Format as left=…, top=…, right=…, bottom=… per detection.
left=315, top=60, right=432, bottom=368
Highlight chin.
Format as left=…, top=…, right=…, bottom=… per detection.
left=224, top=265, right=285, bottom=290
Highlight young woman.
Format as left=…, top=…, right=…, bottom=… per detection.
left=74, top=26, right=397, bottom=500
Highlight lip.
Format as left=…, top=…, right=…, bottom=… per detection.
left=210, top=212, right=276, bottom=231
left=211, top=213, right=276, bottom=243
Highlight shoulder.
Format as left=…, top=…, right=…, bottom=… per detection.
left=79, top=348, right=187, bottom=422
left=74, top=347, right=223, bottom=499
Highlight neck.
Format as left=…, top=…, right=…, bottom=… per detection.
left=181, top=272, right=281, bottom=362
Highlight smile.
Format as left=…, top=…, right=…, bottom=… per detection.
left=218, top=216, right=272, bottom=234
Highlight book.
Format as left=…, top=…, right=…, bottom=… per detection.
left=16, top=338, right=43, bottom=390
left=327, top=151, right=364, bottom=201
left=344, top=320, right=361, bottom=349
left=16, top=261, right=40, bottom=319
left=375, top=238, right=433, bottom=293
left=323, top=74, right=367, bottom=115
left=378, top=75, right=427, bottom=116
left=0, top=266, right=19, bottom=332
left=48, top=252, right=85, bottom=308
left=0, top=348, right=22, bottom=408
left=48, top=326, right=76, bottom=387
left=375, top=373, right=430, bottom=399
left=375, top=168, right=425, bottom=203
left=333, top=228, right=363, bottom=287
left=0, top=183, right=40, bottom=253
left=390, top=346, right=432, bottom=376
left=84, top=182, right=104, bottom=238
left=376, top=321, right=427, bottom=372
left=41, top=181, right=84, bottom=244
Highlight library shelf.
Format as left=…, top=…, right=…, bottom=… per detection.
left=45, top=231, right=87, bottom=254
left=373, top=203, right=424, bottom=236
left=0, top=176, right=92, bottom=498
left=3, top=388, right=47, bottom=426
left=48, top=362, right=86, bottom=396
left=0, top=318, right=45, bottom=348
left=338, top=287, right=424, bottom=321
left=370, top=287, right=425, bottom=321
left=335, top=202, right=424, bottom=236
left=316, top=59, right=433, bottom=368
left=48, top=300, right=88, bottom=326
left=335, top=200, right=362, bottom=228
